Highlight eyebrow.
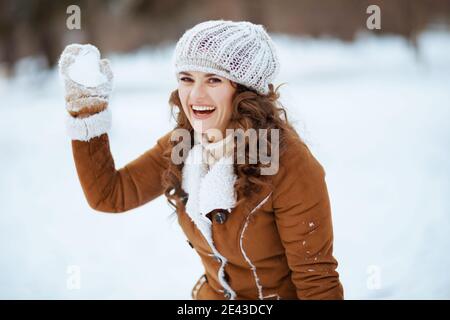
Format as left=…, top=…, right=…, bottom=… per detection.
left=179, top=72, right=219, bottom=77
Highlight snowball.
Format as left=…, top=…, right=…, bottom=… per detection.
left=68, top=47, right=107, bottom=87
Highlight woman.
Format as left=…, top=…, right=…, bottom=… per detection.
left=59, top=20, right=344, bottom=300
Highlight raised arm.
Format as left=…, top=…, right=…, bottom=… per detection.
left=59, top=43, right=172, bottom=213
left=71, top=132, right=171, bottom=213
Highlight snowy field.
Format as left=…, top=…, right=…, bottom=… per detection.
left=0, top=30, right=449, bottom=299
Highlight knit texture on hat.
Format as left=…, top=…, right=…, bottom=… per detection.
left=173, top=20, right=280, bottom=95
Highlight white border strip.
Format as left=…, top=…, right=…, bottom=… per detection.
left=239, top=192, right=273, bottom=300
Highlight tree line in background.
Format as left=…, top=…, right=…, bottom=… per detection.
left=0, top=0, right=449, bottom=76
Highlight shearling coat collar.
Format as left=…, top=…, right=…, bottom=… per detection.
left=181, top=142, right=239, bottom=299
left=181, top=142, right=237, bottom=218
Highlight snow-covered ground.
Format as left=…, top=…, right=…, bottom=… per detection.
left=0, top=29, right=449, bottom=299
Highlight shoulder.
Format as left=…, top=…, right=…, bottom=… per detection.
left=154, top=129, right=186, bottom=158
left=133, top=130, right=175, bottom=170
left=269, top=130, right=327, bottom=201
left=278, top=132, right=325, bottom=178
left=270, top=132, right=330, bottom=212
left=156, top=130, right=175, bottom=148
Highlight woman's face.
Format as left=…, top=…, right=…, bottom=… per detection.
left=177, top=71, right=236, bottom=142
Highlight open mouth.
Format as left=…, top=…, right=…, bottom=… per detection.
left=191, top=105, right=216, bottom=119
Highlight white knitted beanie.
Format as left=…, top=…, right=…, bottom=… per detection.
left=173, top=20, right=280, bottom=95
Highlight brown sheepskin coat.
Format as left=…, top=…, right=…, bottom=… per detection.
left=71, top=130, right=344, bottom=300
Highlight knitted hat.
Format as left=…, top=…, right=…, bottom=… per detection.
left=173, top=20, right=280, bottom=95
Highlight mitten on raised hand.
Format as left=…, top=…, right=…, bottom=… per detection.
left=59, top=43, right=113, bottom=141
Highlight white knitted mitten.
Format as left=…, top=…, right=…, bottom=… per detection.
left=58, top=43, right=113, bottom=141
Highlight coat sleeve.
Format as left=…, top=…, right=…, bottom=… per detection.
left=272, top=141, right=344, bottom=299
left=71, top=131, right=173, bottom=213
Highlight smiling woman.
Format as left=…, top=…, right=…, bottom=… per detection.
left=61, top=19, right=344, bottom=300
left=176, top=71, right=236, bottom=141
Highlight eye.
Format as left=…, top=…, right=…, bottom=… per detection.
left=208, top=77, right=222, bottom=83
left=179, top=77, right=193, bottom=82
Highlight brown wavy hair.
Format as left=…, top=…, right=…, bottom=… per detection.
left=161, top=82, right=302, bottom=214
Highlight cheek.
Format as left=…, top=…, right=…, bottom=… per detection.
left=218, top=104, right=233, bottom=121
left=178, top=87, right=190, bottom=114
left=216, top=92, right=234, bottom=119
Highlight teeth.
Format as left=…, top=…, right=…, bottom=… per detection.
left=192, top=105, right=216, bottom=111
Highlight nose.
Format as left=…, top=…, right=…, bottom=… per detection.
left=189, top=81, right=208, bottom=103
